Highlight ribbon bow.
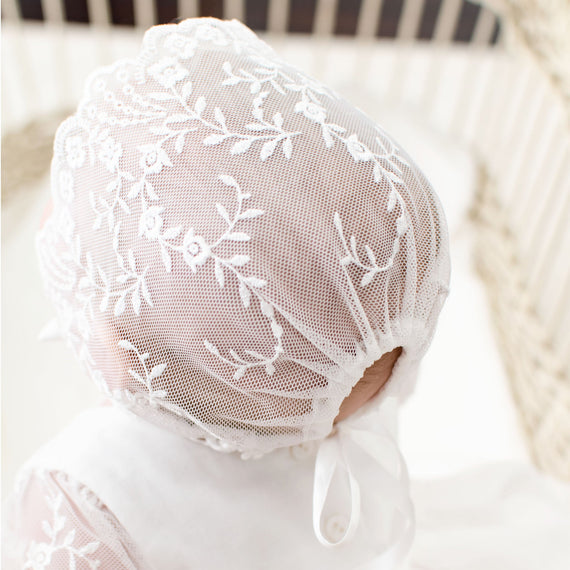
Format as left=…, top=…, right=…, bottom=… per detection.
left=312, top=396, right=415, bottom=568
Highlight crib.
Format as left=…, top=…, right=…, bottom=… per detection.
left=2, top=0, right=569, bottom=496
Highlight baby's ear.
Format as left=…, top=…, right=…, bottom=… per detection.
left=335, top=346, right=402, bottom=423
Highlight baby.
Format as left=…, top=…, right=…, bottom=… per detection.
left=7, top=18, right=449, bottom=569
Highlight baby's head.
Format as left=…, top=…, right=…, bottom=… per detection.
left=38, top=18, right=449, bottom=455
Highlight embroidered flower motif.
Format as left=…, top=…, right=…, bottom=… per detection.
left=345, top=134, right=373, bottom=163
left=56, top=208, right=75, bottom=243
left=25, top=541, right=52, bottom=570
left=98, top=135, right=122, bottom=173
left=183, top=228, right=211, bottom=272
left=139, top=144, right=173, bottom=174
left=65, top=136, right=86, bottom=169
left=294, top=99, right=327, bottom=124
left=164, top=33, right=197, bottom=59
left=58, top=170, right=74, bottom=203
left=195, top=24, right=229, bottom=45
left=139, top=206, right=165, bottom=240
left=148, top=57, right=189, bottom=89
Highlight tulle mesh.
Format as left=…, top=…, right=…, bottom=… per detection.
left=37, top=18, right=450, bottom=455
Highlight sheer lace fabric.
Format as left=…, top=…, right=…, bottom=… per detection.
left=6, top=469, right=146, bottom=569
left=37, top=17, right=450, bottom=456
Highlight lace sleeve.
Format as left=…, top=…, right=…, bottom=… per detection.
left=5, top=469, right=148, bottom=569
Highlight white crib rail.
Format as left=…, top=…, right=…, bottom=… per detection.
left=2, top=0, right=569, bottom=479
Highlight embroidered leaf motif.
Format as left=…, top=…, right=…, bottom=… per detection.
left=162, top=227, right=181, bottom=240
left=100, top=295, right=109, bottom=312
left=215, top=259, right=225, bottom=288
left=79, top=542, right=100, bottom=556
left=387, top=190, right=397, bottom=212
left=260, top=299, right=274, bottom=318
left=227, top=232, right=250, bottom=241
left=219, top=174, right=238, bottom=187
left=181, top=81, right=193, bottom=100
left=150, top=363, right=167, bottom=380
left=204, top=339, right=220, bottom=356
left=175, top=133, right=185, bottom=154
left=260, top=139, right=278, bottom=161
left=365, top=245, right=376, bottom=266
left=114, top=293, right=126, bottom=317
left=231, top=139, right=253, bottom=154
left=165, top=114, right=191, bottom=124
left=270, top=321, right=283, bottom=338
left=244, top=276, right=266, bottom=288
left=204, top=134, right=225, bottom=146
left=128, top=181, right=142, bottom=200
left=118, top=339, right=136, bottom=351
left=216, top=203, right=231, bottom=224
left=145, top=181, right=159, bottom=201
left=229, top=255, right=250, bottom=266
left=194, top=96, right=206, bottom=116
left=239, top=209, right=264, bottom=220
left=282, top=137, right=293, bottom=159
left=214, top=107, right=226, bottom=128
left=361, top=272, right=375, bottom=287
left=239, top=280, right=251, bottom=307
left=63, top=529, right=76, bottom=546
left=42, top=520, right=53, bottom=539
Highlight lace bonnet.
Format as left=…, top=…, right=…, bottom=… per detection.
left=38, top=18, right=450, bottom=457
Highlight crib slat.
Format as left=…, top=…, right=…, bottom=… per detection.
left=433, top=0, right=462, bottom=43
left=397, top=0, right=423, bottom=41
left=268, top=0, right=290, bottom=33
left=490, top=64, right=534, bottom=182
left=529, top=162, right=570, bottom=299
left=133, top=0, right=155, bottom=28
left=313, top=0, right=337, bottom=36
left=179, top=0, right=200, bottom=19
left=524, top=139, right=568, bottom=269
left=472, top=7, right=496, bottom=46
left=86, top=0, right=111, bottom=26
left=40, top=0, right=64, bottom=23
left=224, top=0, right=245, bottom=21
left=356, top=0, right=383, bottom=39
left=502, top=83, right=548, bottom=209
left=514, top=108, right=562, bottom=243
left=2, top=0, right=21, bottom=20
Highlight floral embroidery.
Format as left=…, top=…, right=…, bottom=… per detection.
left=138, top=205, right=165, bottom=240
left=205, top=298, right=283, bottom=380
left=138, top=143, right=173, bottom=174
left=98, top=134, right=122, bottom=173
left=148, top=56, right=189, bottom=89
left=118, top=339, right=168, bottom=403
left=23, top=487, right=101, bottom=570
left=43, top=18, right=414, bottom=404
left=164, top=33, right=197, bottom=59
left=58, top=171, right=74, bottom=203
left=65, top=136, right=86, bottom=169
left=182, top=229, right=211, bottom=272
left=345, top=134, right=373, bottom=163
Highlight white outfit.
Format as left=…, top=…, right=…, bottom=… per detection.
left=8, top=405, right=570, bottom=570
